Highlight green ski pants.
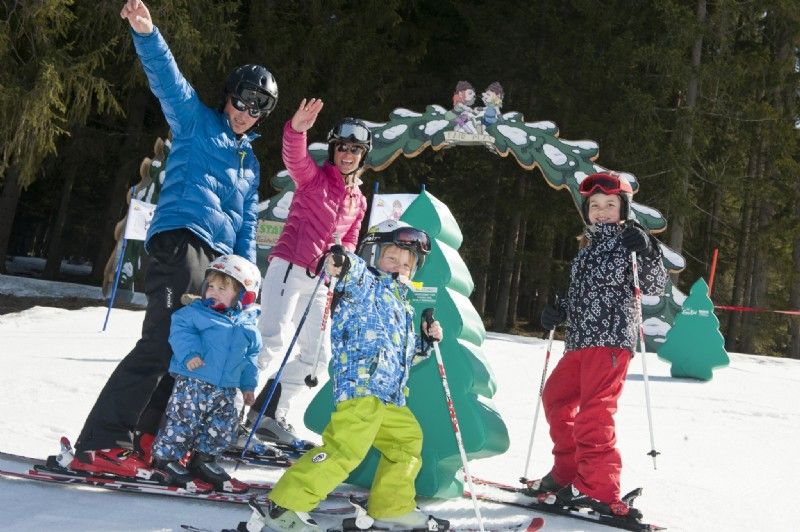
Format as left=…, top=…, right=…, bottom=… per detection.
left=268, top=396, right=423, bottom=518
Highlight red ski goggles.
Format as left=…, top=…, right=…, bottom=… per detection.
left=579, top=172, right=633, bottom=197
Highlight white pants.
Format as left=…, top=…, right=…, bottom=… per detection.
left=258, top=257, right=331, bottom=420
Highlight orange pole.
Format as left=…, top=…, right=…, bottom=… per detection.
left=707, top=248, right=719, bottom=296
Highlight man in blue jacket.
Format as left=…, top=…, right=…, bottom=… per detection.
left=71, top=0, right=278, bottom=478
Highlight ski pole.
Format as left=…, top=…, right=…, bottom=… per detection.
left=237, top=271, right=327, bottom=468
left=303, top=275, right=337, bottom=387
left=520, top=326, right=555, bottom=483
left=423, top=309, right=485, bottom=532
left=628, top=222, right=660, bottom=470
left=305, top=235, right=342, bottom=388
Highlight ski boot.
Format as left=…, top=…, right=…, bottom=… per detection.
left=189, top=451, right=249, bottom=493
left=152, top=457, right=214, bottom=493
left=552, top=484, right=643, bottom=520
left=235, top=424, right=286, bottom=459
left=340, top=497, right=450, bottom=531
left=258, top=498, right=322, bottom=532
left=68, top=437, right=151, bottom=480
left=133, top=431, right=156, bottom=465
left=255, top=416, right=300, bottom=445
left=520, top=471, right=564, bottom=497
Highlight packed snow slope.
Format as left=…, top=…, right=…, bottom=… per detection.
left=0, top=276, right=798, bottom=531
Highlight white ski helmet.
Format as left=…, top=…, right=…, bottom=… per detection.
left=205, top=255, right=262, bottom=308
left=357, top=220, right=431, bottom=276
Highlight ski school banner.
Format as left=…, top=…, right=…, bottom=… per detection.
left=368, top=193, right=418, bottom=229
left=123, top=198, right=156, bottom=241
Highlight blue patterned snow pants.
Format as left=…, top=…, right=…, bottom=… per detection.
left=151, top=375, right=238, bottom=461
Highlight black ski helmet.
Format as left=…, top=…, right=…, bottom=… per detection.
left=327, top=117, right=372, bottom=168
left=225, top=64, right=278, bottom=117
left=579, top=172, right=634, bottom=224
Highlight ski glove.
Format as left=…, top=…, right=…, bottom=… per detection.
left=421, top=308, right=439, bottom=345
left=540, top=303, right=565, bottom=331
left=330, top=244, right=351, bottom=275
left=620, top=224, right=652, bottom=256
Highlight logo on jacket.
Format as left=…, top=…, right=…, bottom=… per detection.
left=311, top=452, right=328, bottom=463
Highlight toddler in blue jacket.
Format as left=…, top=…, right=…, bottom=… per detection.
left=151, top=255, right=262, bottom=493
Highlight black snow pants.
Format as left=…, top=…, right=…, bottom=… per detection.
left=75, top=229, right=217, bottom=452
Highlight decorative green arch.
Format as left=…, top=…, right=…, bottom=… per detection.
left=260, top=82, right=687, bottom=346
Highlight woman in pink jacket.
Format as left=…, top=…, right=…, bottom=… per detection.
left=250, top=98, right=370, bottom=445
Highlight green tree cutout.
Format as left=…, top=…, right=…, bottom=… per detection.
left=304, top=190, right=509, bottom=498
left=657, top=278, right=729, bottom=381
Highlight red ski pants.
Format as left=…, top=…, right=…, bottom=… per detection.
left=542, top=346, right=631, bottom=503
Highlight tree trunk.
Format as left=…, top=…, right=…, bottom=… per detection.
left=0, top=166, right=22, bottom=274
left=788, top=192, right=800, bottom=357
left=42, top=132, right=85, bottom=279
left=90, top=90, right=149, bottom=283
left=472, top=173, right=502, bottom=315
left=668, top=0, right=706, bottom=284
left=493, top=174, right=526, bottom=331
left=509, top=212, right=528, bottom=326
left=725, top=144, right=759, bottom=351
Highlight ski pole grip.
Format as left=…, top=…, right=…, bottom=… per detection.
left=422, top=307, right=435, bottom=327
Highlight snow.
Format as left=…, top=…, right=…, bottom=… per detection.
left=496, top=125, right=528, bottom=146
left=1, top=278, right=799, bottom=531
left=391, top=108, right=423, bottom=118
left=423, top=120, right=450, bottom=136
left=560, top=140, right=598, bottom=151
left=379, top=125, right=408, bottom=140
left=543, top=144, right=568, bottom=166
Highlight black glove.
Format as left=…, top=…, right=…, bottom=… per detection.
left=328, top=244, right=350, bottom=278
left=620, top=224, right=652, bottom=255
left=540, top=303, right=565, bottom=331
left=421, top=308, right=438, bottom=344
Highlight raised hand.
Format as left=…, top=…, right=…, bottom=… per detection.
left=120, top=0, right=153, bottom=35
left=290, top=98, right=324, bottom=133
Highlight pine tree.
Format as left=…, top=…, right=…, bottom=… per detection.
left=658, top=278, right=729, bottom=380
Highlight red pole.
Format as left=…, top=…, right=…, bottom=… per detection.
left=707, top=248, right=719, bottom=297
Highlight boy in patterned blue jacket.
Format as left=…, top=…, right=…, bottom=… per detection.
left=261, top=221, right=451, bottom=532
left=150, top=255, right=262, bottom=494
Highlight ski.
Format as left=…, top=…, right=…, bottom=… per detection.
left=324, top=517, right=542, bottom=532
left=224, top=437, right=315, bottom=465
left=220, top=449, right=294, bottom=469
left=464, top=486, right=664, bottom=531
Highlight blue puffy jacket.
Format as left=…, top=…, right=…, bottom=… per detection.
left=329, top=253, right=431, bottom=407
left=132, top=27, right=260, bottom=262
left=168, top=300, right=261, bottom=391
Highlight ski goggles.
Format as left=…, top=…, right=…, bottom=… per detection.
left=579, top=172, right=632, bottom=196
left=335, top=143, right=366, bottom=154
left=230, top=95, right=266, bottom=118
left=388, top=227, right=431, bottom=254
left=230, top=84, right=276, bottom=117
left=332, top=121, right=371, bottom=143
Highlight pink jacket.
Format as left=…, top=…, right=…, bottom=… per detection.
left=269, top=121, right=367, bottom=272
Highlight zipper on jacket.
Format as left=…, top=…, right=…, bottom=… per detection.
left=238, top=149, right=246, bottom=180
left=611, top=352, right=617, bottom=368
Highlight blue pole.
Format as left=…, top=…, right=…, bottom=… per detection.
left=238, top=272, right=327, bottom=466
left=102, top=238, right=128, bottom=332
